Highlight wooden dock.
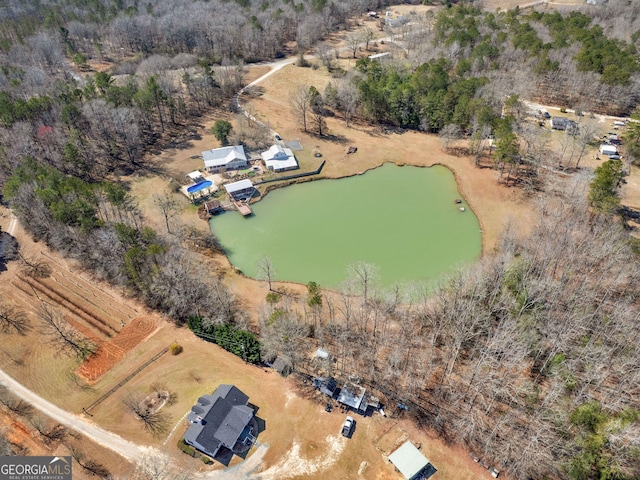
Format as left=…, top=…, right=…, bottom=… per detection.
left=234, top=201, right=252, bottom=216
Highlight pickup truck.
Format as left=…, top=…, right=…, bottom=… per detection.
left=341, top=416, right=354, bottom=437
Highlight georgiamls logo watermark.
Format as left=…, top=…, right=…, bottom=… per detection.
left=0, top=456, right=72, bottom=480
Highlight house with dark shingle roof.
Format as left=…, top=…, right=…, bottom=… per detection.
left=183, top=385, right=255, bottom=459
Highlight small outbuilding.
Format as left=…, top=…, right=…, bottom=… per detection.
left=368, top=52, right=391, bottom=61
left=313, top=376, right=338, bottom=397
left=337, top=382, right=368, bottom=413
left=550, top=116, right=567, bottom=130
left=388, top=441, right=436, bottom=480
left=271, top=356, right=292, bottom=376
left=204, top=200, right=224, bottom=215
left=600, top=144, right=618, bottom=156
left=187, top=171, right=205, bottom=183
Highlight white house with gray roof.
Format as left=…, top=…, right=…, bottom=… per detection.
left=261, top=144, right=299, bottom=172
left=183, top=385, right=255, bottom=459
left=203, top=145, right=249, bottom=173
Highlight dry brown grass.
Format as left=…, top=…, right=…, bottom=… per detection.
left=0, top=212, right=502, bottom=479
left=246, top=61, right=532, bottom=254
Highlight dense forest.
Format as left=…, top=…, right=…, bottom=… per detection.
left=2, top=0, right=640, bottom=479
left=261, top=171, right=640, bottom=480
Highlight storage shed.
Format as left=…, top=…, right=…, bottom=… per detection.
left=388, top=441, right=436, bottom=480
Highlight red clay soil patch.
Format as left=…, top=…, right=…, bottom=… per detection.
left=77, top=316, right=158, bottom=383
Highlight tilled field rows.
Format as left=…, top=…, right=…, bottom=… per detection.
left=39, top=251, right=140, bottom=322
left=77, top=316, right=158, bottom=383
left=13, top=275, right=118, bottom=340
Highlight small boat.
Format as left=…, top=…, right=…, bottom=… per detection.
left=459, top=207, right=465, bottom=212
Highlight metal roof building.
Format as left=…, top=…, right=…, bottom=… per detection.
left=224, top=179, right=255, bottom=200
left=261, top=144, right=298, bottom=172
left=203, top=145, right=248, bottom=172
left=337, top=382, right=367, bottom=412
left=388, top=441, right=435, bottom=480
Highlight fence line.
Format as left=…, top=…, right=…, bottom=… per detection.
left=84, top=346, right=170, bottom=413
left=254, top=160, right=325, bottom=185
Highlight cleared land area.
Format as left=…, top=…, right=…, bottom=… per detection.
left=0, top=207, right=497, bottom=479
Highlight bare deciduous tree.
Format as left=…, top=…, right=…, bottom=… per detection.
left=37, top=304, right=96, bottom=360
left=19, top=254, right=51, bottom=279
left=336, top=79, right=359, bottom=128
left=0, top=302, right=30, bottom=335
left=257, top=256, right=277, bottom=291
left=361, top=27, right=375, bottom=51
left=0, top=386, right=34, bottom=418
left=439, top=123, right=462, bottom=151
left=290, top=85, right=312, bottom=133
left=69, top=446, right=111, bottom=478
left=345, top=32, right=361, bottom=58
left=122, top=392, right=169, bottom=436
left=153, top=193, right=180, bottom=234
left=30, top=415, right=66, bottom=444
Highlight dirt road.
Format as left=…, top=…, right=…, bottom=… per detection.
left=0, top=368, right=154, bottom=463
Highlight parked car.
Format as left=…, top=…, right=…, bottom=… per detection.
left=341, top=416, right=354, bottom=437
left=274, top=134, right=282, bottom=141
left=609, top=154, right=621, bottom=160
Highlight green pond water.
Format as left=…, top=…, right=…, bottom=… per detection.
left=210, top=163, right=482, bottom=288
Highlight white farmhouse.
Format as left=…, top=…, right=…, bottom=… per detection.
left=261, top=145, right=298, bottom=173
left=203, top=145, right=249, bottom=173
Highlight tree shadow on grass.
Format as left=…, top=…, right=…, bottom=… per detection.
left=321, top=133, right=349, bottom=145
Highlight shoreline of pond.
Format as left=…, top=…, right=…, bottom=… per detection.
left=251, top=160, right=485, bottom=255
left=211, top=162, right=482, bottom=289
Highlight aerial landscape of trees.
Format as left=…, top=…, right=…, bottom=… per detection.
left=1, top=0, right=640, bottom=478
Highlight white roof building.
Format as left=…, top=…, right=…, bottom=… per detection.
left=186, top=171, right=204, bottom=182
left=203, top=145, right=248, bottom=171
left=388, top=441, right=433, bottom=480
left=600, top=144, right=618, bottom=155
left=261, top=145, right=298, bottom=172
left=224, top=179, right=255, bottom=200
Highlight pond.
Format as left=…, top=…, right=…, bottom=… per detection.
left=210, top=163, right=482, bottom=288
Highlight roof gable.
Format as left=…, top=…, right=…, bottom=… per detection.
left=184, top=384, right=252, bottom=456
left=224, top=179, right=254, bottom=194
left=203, top=145, right=247, bottom=168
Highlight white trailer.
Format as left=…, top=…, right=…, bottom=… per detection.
left=600, top=144, right=618, bottom=155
